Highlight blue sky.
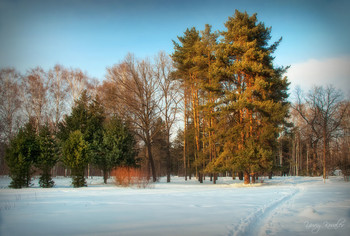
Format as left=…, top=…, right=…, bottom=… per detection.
left=0, top=0, right=349, bottom=94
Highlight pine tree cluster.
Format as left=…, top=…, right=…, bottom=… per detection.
left=172, top=10, right=290, bottom=184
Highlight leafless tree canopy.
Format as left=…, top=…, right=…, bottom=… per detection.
left=105, top=53, right=180, bottom=182
left=292, top=85, right=349, bottom=181
left=0, top=69, right=22, bottom=142
left=106, top=54, right=161, bottom=181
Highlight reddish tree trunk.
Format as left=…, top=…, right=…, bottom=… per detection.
left=251, top=173, right=256, bottom=184
left=244, top=171, right=250, bottom=184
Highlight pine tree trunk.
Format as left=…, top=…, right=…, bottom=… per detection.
left=188, top=158, right=191, bottom=180
left=279, top=139, right=283, bottom=176
left=244, top=171, right=250, bottom=184
left=239, top=171, right=243, bottom=180
left=183, top=89, right=188, bottom=181
left=191, top=83, right=200, bottom=179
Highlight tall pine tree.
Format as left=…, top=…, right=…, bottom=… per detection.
left=213, top=10, right=289, bottom=183
left=172, top=27, right=202, bottom=179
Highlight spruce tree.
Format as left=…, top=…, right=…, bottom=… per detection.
left=91, top=115, right=136, bottom=184
left=62, top=130, right=89, bottom=187
left=36, top=124, right=58, bottom=188
left=5, top=121, right=40, bottom=188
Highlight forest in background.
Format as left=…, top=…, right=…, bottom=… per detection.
left=0, top=10, right=349, bottom=188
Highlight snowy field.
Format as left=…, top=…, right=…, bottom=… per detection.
left=0, top=175, right=349, bottom=236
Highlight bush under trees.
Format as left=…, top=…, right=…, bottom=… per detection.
left=112, top=167, right=152, bottom=188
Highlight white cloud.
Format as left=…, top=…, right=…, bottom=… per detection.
left=286, top=56, right=350, bottom=97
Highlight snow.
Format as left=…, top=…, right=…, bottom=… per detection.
left=0, top=176, right=349, bottom=236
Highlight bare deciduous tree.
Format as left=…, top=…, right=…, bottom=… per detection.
left=0, top=68, right=22, bottom=142
left=66, top=68, right=89, bottom=107
left=294, top=85, right=348, bottom=182
left=155, top=51, right=181, bottom=182
left=106, top=54, right=161, bottom=182
left=97, top=81, right=120, bottom=117
left=22, top=67, right=49, bottom=132
left=48, top=64, right=70, bottom=130
left=337, top=101, right=350, bottom=180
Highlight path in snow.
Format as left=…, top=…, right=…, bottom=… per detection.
left=228, top=177, right=350, bottom=236
left=258, top=177, right=350, bottom=236
left=228, top=184, right=300, bottom=236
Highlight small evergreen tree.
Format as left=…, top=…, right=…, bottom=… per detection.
left=5, top=121, right=40, bottom=188
left=35, top=124, right=58, bottom=188
left=62, top=130, right=89, bottom=187
left=91, top=116, right=136, bottom=184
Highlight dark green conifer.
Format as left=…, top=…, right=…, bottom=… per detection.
left=91, top=115, right=136, bottom=184
left=36, top=124, right=58, bottom=188
left=5, top=121, right=40, bottom=188
left=62, top=130, right=89, bottom=187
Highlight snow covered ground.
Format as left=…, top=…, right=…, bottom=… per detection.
left=0, top=175, right=349, bottom=236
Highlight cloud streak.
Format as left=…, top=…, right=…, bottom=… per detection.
left=286, top=56, right=350, bottom=96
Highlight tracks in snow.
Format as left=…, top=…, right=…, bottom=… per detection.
left=228, top=186, right=300, bottom=236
